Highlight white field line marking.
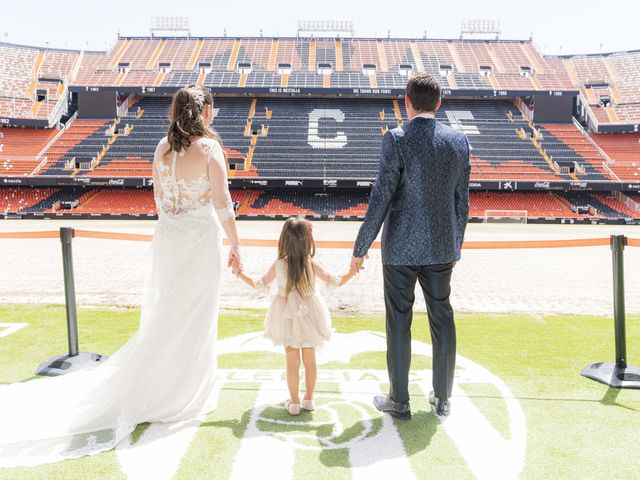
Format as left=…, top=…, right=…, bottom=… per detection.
left=219, top=328, right=527, bottom=480
left=0, top=323, right=28, bottom=338
left=418, top=365, right=527, bottom=479
left=116, top=419, right=202, bottom=480
left=229, top=380, right=295, bottom=480
left=344, top=379, right=417, bottom=480
left=116, top=380, right=223, bottom=480
left=260, top=396, right=372, bottom=451
left=110, top=326, right=526, bottom=480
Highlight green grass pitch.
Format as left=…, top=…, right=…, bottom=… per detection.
left=0, top=304, right=639, bottom=479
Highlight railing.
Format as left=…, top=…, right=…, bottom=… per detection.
left=514, top=97, right=533, bottom=122
left=602, top=163, right=621, bottom=183
left=29, top=156, right=49, bottom=176
left=29, top=112, right=78, bottom=176
left=573, top=115, right=614, bottom=163
left=68, top=50, right=84, bottom=83
left=37, top=111, right=77, bottom=161
left=571, top=115, right=621, bottom=182
left=116, top=95, right=135, bottom=117
left=578, top=92, right=601, bottom=132
left=614, top=191, right=640, bottom=214
left=46, top=84, right=69, bottom=127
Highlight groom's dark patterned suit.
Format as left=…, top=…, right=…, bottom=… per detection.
left=353, top=113, right=471, bottom=405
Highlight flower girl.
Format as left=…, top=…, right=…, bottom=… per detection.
left=232, top=217, right=354, bottom=415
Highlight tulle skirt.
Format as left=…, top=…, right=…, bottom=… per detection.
left=264, top=290, right=332, bottom=349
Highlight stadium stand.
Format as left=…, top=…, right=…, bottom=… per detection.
left=16, top=95, right=617, bottom=183
left=70, top=189, right=156, bottom=214
left=0, top=187, right=59, bottom=213
left=470, top=192, right=582, bottom=218
left=240, top=190, right=369, bottom=217
left=0, top=43, right=77, bottom=122
left=9, top=37, right=640, bottom=129
left=74, top=51, right=119, bottom=86
left=85, top=96, right=250, bottom=177
left=63, top=37, right=580, bottom=92
left=560, top=191, right=639, bottom=218
left=538, top=124, right=610, bottom=180
left=0, top=44, right=39, bottom=119
left=567, top=51, right=640, bottom=127
left=4, top=186, right=637, bottom=220
left=590, top=133, right=640, bottom=181
left=0, top=127, right=57, bottom=175
left=1, top=35, right=639, bottom=223
left=251, top=97, right=382, bottom=178
left=19, top=188, right=91, bottom=213
left=40, top=120, right=109, bottom=175
left=246, top=97, right=570, bottom=180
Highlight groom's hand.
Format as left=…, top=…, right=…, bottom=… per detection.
left=350, top=254, right=368, bottom=275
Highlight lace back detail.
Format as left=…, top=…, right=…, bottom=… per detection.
left=156, top=150, right=211, bottom=216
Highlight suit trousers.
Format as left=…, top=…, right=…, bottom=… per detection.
left=383, top=263, right=456, bottom=403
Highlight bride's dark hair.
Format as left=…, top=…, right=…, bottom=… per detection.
left=165, top=84, right=223, bottom=156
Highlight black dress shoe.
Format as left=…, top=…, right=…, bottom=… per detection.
left=429, top=391, right=450, bottom=417
left=373, top=395, right=411, bottom=420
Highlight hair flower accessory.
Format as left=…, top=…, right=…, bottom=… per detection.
left=186, top=86, right=206, bottom=110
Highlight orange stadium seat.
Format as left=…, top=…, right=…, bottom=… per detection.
left=0, top=127, right=58, bottom=176
left=72, top=189, right=156, bottom=215
left=590, top=133, right=640, bottom=181
left=470, top=192, right=583, bottom=218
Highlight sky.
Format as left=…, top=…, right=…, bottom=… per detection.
left=2, top=0, right=639, bottom=56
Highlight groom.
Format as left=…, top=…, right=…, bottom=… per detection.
left=351, top=73, right=471, bottom=419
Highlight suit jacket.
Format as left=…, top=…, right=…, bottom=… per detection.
left=353, top=116, right=471, bottom=265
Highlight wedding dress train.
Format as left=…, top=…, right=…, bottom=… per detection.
left=0, top=137, right=235, bottom=467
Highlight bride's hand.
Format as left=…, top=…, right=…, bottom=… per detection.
left=228, top=245, right=242, bottom=273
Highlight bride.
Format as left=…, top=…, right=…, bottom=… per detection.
left=0, top=85, right=242, bottom=467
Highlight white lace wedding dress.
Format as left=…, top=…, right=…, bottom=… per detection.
left=0, top=137, right=235, bottom=467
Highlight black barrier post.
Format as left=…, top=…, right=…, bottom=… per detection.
left=61, top=227, right=79, bottom=357
left=36, top=227, right=108, bottom=376
left=612, top=235, right=627, bottom=369
left=581, top=234, right=640, bottom=388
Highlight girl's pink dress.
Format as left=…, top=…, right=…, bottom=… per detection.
left=260, top=259, right=339, bottom=349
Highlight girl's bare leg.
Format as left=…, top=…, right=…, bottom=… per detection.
left=301, top=348, right=317, bottom=401
left=286, top=347, right=301, bottom=403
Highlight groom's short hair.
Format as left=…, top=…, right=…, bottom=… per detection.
left=406, top=73, right=441, bottom=112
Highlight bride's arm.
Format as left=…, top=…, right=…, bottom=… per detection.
left=208, top=140, right=242, bottom=271
left=152, top=141, right=165, bottom=207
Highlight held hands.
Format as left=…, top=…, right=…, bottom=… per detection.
left=228, top=245, right=242, bottom=276
left=230, top=256, right=241, bottom=277
left=350, top=254, right=369, bottom=275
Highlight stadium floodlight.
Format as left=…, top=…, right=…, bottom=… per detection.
left=150, top=16, right=191, bottom=37
left=460, top=19, right=501, bottom=40
left=297, top=20, right=355, bottom=37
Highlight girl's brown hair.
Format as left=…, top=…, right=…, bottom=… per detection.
left=165, top=84, right=223, bottom=155
left=278, top=217, right=316, bottom=299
